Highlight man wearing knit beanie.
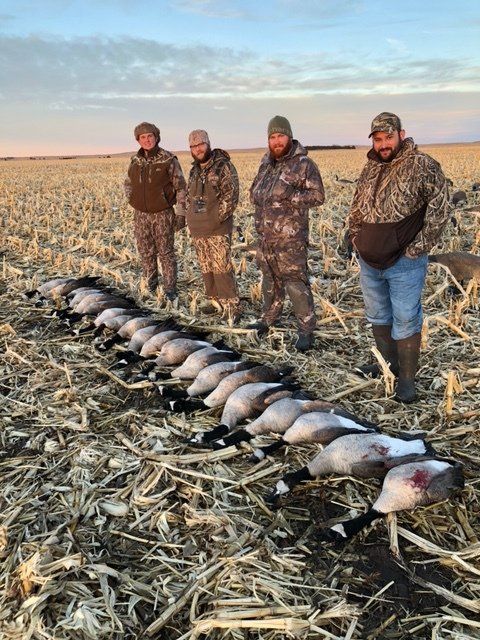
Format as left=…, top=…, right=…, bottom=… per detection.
left=124, top=122, right=187, bottom=300
left=249, top=116, right=325, bottom=351
left=185, top=129, right=241, bottom=323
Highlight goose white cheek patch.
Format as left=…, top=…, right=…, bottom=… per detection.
left=329, top=523, right=347, bottom=538
left=275, top=480, right=290, bottom=496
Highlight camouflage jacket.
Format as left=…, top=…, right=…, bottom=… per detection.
left=250, top=140, right=325, bottom=245
left=186, top=149, right=239, bottom=222
left=348, top=138, right=451, bottom=257
left=124, top=146, right=187, bottom=216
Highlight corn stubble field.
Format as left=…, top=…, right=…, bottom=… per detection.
left=0, top=145, right=479, bottom=640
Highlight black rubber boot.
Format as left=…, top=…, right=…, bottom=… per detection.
left=246, top=320, right=269, bottom=335
left=395, top=332, right=421, bottom=403
left=295, top=332, right=314, bottom=352
left=148, top=279, right=158, bottom=293
left=165, top=290, right=178, bottom=302
left=356, top=324, right=399, bottom=378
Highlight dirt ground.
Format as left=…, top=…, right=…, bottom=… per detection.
left=1, top=147, right=479, bottom=639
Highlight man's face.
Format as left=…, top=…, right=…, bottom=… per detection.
left=190, top=142, right=210, bottom=163
left=372, top=130, right=405, bottom=162
left=138, top=132, right=157, bottom=151
left=268, top=133, right=291, bottom=159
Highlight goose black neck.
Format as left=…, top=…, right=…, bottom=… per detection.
left=203, top=424, right=230, bottom=443
left=337, top=509, right=381, bottom=539
left=257, top=438, right=286, bottom=458
left=284, top=465, right=312, bottom=489
left=223, top=429, right=251, bottom=446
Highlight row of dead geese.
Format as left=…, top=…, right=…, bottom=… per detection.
left=27, top=276, right=464, bottom=543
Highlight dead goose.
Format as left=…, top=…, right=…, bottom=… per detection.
left=323, top=458, right=464, bottom=542
left=25, top=276, right=101, bottom=300
left=74, top=307, right=146, bottom=336
left=66, top=287, right=110, bottom=307
left=114, top=322, right=189, bottom=364
left=214, top=397, right=377, bottom=449
left=203, top=365, right=294, bottom=409
left=139, top=328, right=205, bottom=359
left=26, top=277, right=71, bottom=299
left=170, top=342, right=240, bottom=380
left=97, top=315, right=156, bottom=350
left=126, top=323, right=172, bottom=354
left=189, top=382, right=297, bottom=444
left=53, top=287, right=106, bottom=319
left=186, top=361, right=259, bottom=398
left=67, top=294, right=138, bottom=323
left=150, top=337, right=212, bottom=367
left=266, top=432, right=432, bottom=505
left=250, top=412, right=377, bottom=462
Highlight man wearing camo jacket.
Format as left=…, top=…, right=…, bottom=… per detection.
left=124, top=122, right=187, bottom=300
left=349, top=112, right=451, bottom=403
left=185, top=129, right=241, bottom=322
left=249, top=116, right=325, bottom=351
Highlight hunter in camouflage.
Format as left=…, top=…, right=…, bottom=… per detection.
left=124, top=122, right=187, bottom=299
left=185, top=129, right=240, bottom=321
left=348, top=112, right=451, bottom=403
left=249, top=115, right=325, bottom=351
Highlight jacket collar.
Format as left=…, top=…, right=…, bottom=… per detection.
left=137, top=144, right=160, bottom=159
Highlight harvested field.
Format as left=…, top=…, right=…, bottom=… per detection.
left=0, top=144, right=479, bottom=639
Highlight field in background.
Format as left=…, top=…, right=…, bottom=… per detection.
left=0, top=144, right=479, bottom=639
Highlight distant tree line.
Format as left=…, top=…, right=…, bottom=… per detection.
left=305, top=145, right=356, bottom=150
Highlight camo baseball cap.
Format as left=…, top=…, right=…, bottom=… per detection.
left=369, top=112, right=402, bottom=137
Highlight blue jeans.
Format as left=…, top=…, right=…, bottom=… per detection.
left=358, top=254, right=428, bottom=340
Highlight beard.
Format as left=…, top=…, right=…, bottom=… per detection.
left=192, top=145, right=212, bottom=164
left=269, top=138, right=292, bottom=159
left=377, top=140, right=402, bottom=163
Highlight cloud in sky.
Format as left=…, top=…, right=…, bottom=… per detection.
left=2, top=33, right=479, bottom=102
left=0, top=1, right=479, bottom=156
left=170, top=0, right=248, bottom=19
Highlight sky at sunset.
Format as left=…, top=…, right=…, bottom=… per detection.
left=1, top=0, right=479, bottom=156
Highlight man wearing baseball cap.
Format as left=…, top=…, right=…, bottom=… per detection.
left=249, top=116, right=325, bottom=351
left=124, top=122, right=186, bottom=300
left=348, top=112, right=451, bottom=402
left=185, top=129, right=241, bottom=322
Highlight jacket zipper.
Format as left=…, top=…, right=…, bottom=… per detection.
left=372, top=165, right=385, bottom=223
left=141, top=164, right=148, bottom=212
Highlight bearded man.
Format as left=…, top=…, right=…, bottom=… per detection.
left=185, top=129, right=240, bottom=322
left=249, top=116, right=325, bottom=351
left=348, top=112, right=451, bottom=403
left=124, top=122, right=186, bottom=300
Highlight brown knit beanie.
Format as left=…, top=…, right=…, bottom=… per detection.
left=268, top=115, right=293, bottom=138
left=189, top=129, right=210, bottom=147
left=134, top=122, right=160, bottom=142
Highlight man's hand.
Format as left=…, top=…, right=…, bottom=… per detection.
left=175, top=215, right=186, bottom=231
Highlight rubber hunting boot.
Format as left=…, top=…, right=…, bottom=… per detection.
left=356, top=324, right=399, bottom=378
left=395, top=332, right=421, bottom=404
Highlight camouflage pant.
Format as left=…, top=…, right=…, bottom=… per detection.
left=256, top=240, right=316, bottom=333
left=193, top=235, right=239, bottom=308
left=133, top=208, right=177, bottom=291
